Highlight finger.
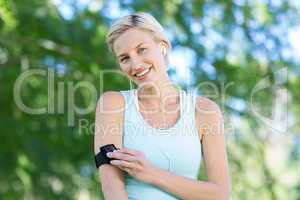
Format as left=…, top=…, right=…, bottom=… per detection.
left=111, top=160, right=138, bottom=169
left=108, top=152, right=139, bottom=162
left=119, top=148, right=141, bottom=156
left=119, top=166, right=131, bottom=173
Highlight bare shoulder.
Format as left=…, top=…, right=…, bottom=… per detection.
left=194, top=96, right=224, bottom=140
left=195, top=96, right=223, bottom=121
left=96, top=91, right=125, bottom=113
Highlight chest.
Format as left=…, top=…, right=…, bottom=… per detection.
left=138, top=104, right=203, bottom=142
left=139, top=106, right=180, bottom=130
left=123, top=129, right=202, bottom=179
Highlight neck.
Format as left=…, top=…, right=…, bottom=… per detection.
left=136, top=79, right=180, bottom=107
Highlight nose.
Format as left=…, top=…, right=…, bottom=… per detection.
left=131, top=55, right=145, bottom=71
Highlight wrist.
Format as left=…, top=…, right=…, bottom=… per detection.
left=149, top=166, right=164, bottom=185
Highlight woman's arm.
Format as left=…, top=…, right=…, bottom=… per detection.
left=94, top=91, right=128, bottom=200
left=148, top=97, right=230, bottom=200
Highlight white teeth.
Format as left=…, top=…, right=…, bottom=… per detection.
left=135, top=68, right=150, bottom=77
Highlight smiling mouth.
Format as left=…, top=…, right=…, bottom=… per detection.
left=134, top=67, right=152, bottom=78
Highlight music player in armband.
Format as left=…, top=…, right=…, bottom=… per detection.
left=94, top=144, right=120, bottom=168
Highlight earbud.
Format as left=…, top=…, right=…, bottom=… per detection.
left=161, top=46, right=167, bottom=55
left=159, top=42, right=167, bottom=56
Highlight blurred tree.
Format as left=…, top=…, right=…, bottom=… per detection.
left=0, top=0, right=299, bottom=199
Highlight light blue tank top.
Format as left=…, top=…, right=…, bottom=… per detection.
left=120, top=89, right=202, bottom=200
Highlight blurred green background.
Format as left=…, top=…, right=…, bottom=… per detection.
left=1, top=0, right=299, bottom=199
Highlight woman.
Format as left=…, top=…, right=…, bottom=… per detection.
left=94, top=12, right=230, bottom=200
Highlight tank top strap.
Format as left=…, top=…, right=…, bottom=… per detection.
left=180, top=89, right=187, bottom=119
left=179, top=89, right=185, bottom=120
left=185, top=88, right=198, bottom=130
left=119, top=89, right=138, bottom=122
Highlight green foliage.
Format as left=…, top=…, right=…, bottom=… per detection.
left=0, top=0, right=299, bottom=199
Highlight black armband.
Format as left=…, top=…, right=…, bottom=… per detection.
left=94, top=144, right=119, bottom=168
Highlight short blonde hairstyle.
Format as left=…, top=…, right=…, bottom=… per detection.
left=106, top=12, right=172, bottom=57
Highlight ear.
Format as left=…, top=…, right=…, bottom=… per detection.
left=159, top=41, right=167, bottom=55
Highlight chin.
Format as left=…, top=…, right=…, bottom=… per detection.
left=138, top=78, right=162, bottom=90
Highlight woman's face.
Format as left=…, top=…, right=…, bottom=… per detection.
left=113, top=28, right=168, bottom=87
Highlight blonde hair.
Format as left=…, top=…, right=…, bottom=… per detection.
left=106, top=12, right=172, bottom=57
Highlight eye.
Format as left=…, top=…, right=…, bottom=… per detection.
left=138, top=47, right=147, bottom=54
left=120, top=56, right=129, bottom=63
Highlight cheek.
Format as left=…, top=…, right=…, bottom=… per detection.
left=119, top=64, right=129, bottom=72
left=146, top=51, right=161, bottom=64
left=120, top=65, right=133, bottom=78
left=152, top=49, right=164, bottom=60
left=150, top=52, right=165, bottom=67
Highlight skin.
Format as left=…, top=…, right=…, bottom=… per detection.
left=113, top=27, right=180, bottom=109
left=94, top=27, right=230, bottom=199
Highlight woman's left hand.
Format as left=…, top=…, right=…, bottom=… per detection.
left=106, top=148, right=158, bottom=184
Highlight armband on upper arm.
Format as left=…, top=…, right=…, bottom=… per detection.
left=94, top=144, right=120, bottom=168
